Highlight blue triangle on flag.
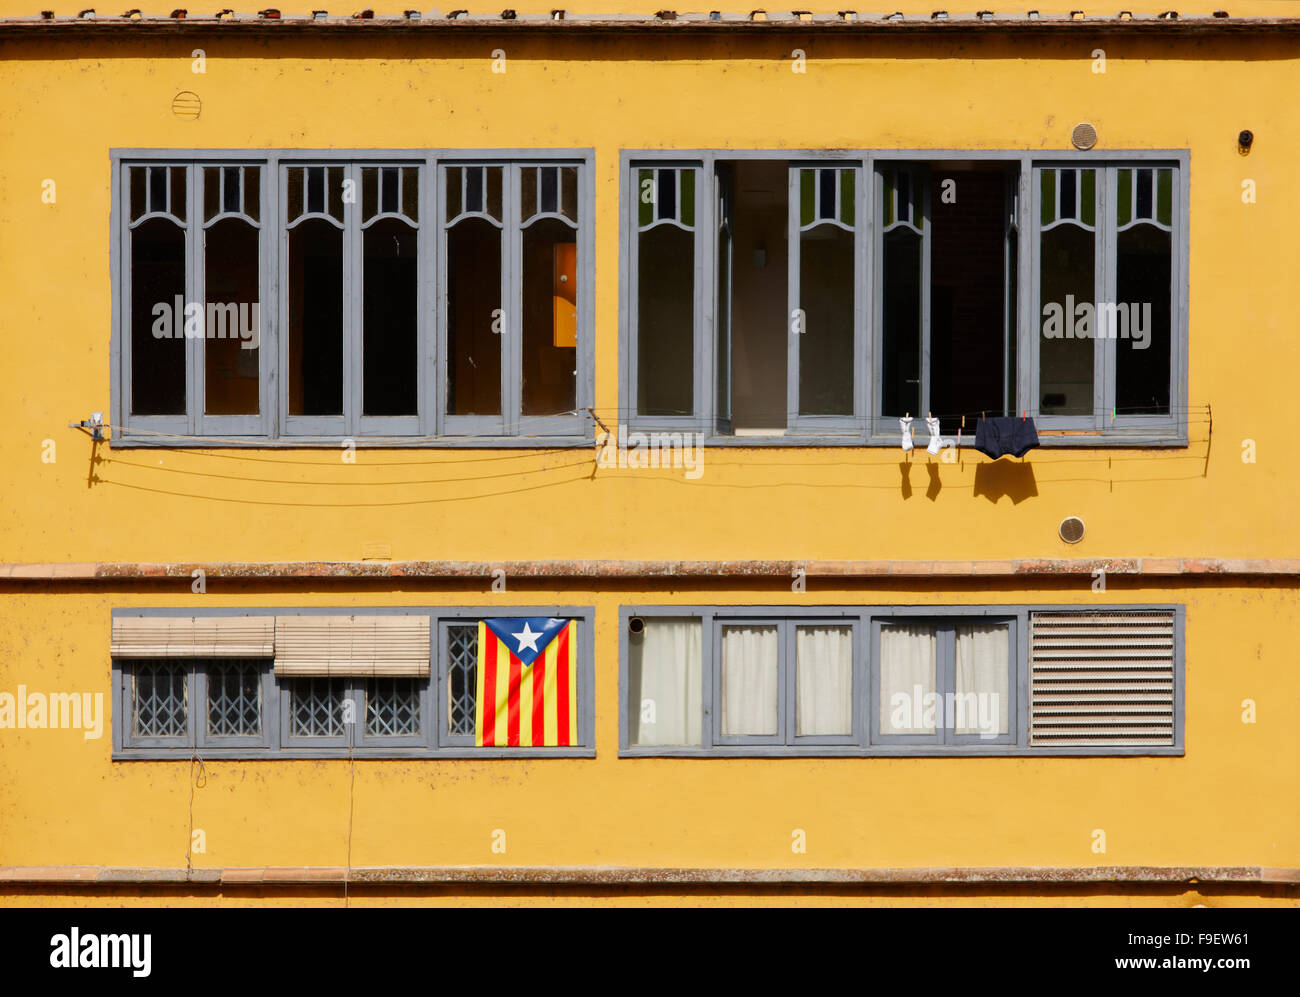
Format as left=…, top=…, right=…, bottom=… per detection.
left=483, top=617, right=569, bottom=667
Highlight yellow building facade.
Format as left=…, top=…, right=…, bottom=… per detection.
left=0, top=4, right=1297, bottom=906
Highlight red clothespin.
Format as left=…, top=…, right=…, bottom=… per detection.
left=1021, top=409, right=1026, bottom=422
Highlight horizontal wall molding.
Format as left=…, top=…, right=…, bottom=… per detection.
left=3, top=15, right=1300, bottom=39
left=1, top=864, right=1296, bottom=887
left=2, top=558, right=1300, bottom=583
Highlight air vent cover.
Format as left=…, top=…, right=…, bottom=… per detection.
left=1059, top=515, right=1086, bottom=544
left=1071, top=122, right=1098, bottom=150
left=1030, top=610, right=1176, bottom=747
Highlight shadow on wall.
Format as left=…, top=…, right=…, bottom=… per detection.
left=900, top=458, right=1038, bottom=503
left=973, top=461, right=1038, bottom=504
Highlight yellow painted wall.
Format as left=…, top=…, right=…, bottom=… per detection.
left=0, top=31, right=1296, bottom=563
left=0, top=26, right=1296, bottom=902
left=0, top=583, right=1296, bottom=879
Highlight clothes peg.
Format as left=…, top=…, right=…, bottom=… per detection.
left=1111, top=406, right=1116, bottom=424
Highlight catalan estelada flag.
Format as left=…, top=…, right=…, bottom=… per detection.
left=475, top=617, right=577, bottom=747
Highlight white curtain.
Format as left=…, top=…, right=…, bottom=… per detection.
left=629, top=618, right=703, bottom=746
left=879, top=625, right=936, bottom=735
left=796, top=625, right=853, bottom=735
left=721, top=625, right=779, bottom=736
left=955, top=624, right=1009, bottom=736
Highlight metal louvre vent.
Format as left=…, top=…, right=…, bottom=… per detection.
left=1030, top=610, right=1176, bottom=747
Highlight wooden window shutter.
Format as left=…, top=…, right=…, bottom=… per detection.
left=111, top=616, right=275, bottom=658
left=273, top=616, right=431, bottom=677
left=1030, top=610, right=1176, bottom=747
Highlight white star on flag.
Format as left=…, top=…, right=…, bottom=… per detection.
left=511, top=622, right=542, bottom=654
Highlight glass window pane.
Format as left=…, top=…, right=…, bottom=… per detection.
left=401, top=167, right=418, bottom=222
left=629, top=618, right=703, bottom=746
left=243, top=166, right=260, bottom=222
left=1115, top=222, right=1172, bottom=414
left=288, top=218, right=344, bottom=416
left=130, top=166, right=147, bottom=221
left=1039, top=170, right=1096, bottom=417
left=207, top=661, right=262, bottom=736
left=203, top=166, right=220, bottom=221
left=560, top=166, right=578, bottom=222
left=290, top=678, right=346, bottom=737
left=720, top=624, right=779, bottom=737
left=954, top=624, right=1009, bottom=736
left=446, top=624, right=477, bottom=737
left=636, top=224, right=694, bottom=416
left=130, top=216, right=187, bottom=416
left=446, top=217, right=502, bottom=416
left=132, top=662, right=188, bottom=737
left=170, top=166, right=186, bottom=220
left=366, top=678, right=420, bottom=736
left=203, top=217, right=260, bottom=415
left=795, top=625, right=852, bottom=736
left=362, top=166, right=379, bottom=221
left=799, top=223, right=855, bottom=416
left=363, top=217, right=418, bottom=417
left=879, top=625, right=936, bottom=735
left=881, top=227, right=921, bottom=418
left=521, top=218, right=578, bottom=417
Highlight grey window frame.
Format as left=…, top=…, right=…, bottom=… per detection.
left=111, top=148, right=595, bottom=448
left=197, top=659, right=276, bottom=750
left=868, top=615, right=1018, bottom=748
left=618, top=603, right=1184, bottom=758
left=1030, top=158, right=1187, bottom=437
left=619, top=149, right=1189, bottom=448
left=115, top=159, right=276, bottom=439
left=712, top=616, right=864, bottom=748
left=119, top=659, right=196, bottom=751
left=111, top=606, right=595, bottom=760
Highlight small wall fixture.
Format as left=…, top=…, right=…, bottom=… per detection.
left=1071, top=122, right=1098, bottom=150
left=628, top=617, right=646, bottom=636
left=1238, top=129, right=1254, bottom=153
left=1059, top=516, right=1086, bottom=544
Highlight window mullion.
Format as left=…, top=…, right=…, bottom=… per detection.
left=785, top=167, right=800, bottom=430
left=507, top=164, right=523, bottom=436
left=856, top=159, right=870, bottom=437
left=187, top=163, right=201, bottom=436
left=1099, top=165, right=1115, bottom=429
left=920, top=167, right=933, bottom=425
left=264, top=155, right=279, bottom=439
left=697, top=158, right=712, bottom=433
left=346, top=163, right=362, bottom=438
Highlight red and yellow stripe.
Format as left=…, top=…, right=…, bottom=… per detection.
left=475, top=620, right=578, bottom=746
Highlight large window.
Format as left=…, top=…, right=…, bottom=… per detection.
left=112, top=609, right=594, bottom=758
left=621, top=605, right=1182, bottom=756
left=623, top=151, right=1186, bottom=445
left=113, top=151, right=593, bottom=445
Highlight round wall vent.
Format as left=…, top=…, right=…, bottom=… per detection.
left=171, top=91, right=202, bottom=119
left=1071, top=122, right=1098, bottom=150
left=1059, top=516, right=1086, bottom=544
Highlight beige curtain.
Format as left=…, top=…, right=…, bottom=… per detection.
left=880, top=625, right=937, bottom=735
left=955, top=624, right=1010, bottom=736
left=628, top=618, right=703, bottom=746
left=721, top=625, right=779, bottom=736
left=795, top=625, right=853, bottom=735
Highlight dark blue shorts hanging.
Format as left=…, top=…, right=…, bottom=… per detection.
left=974, top=416, right=1039, bottom=459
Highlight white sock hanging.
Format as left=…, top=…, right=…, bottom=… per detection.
left=925, top=416, right=943, bottom=455
left=899, top=416, right=914, bottom=453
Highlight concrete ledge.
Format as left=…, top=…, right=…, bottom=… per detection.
left=2, top=14, right=1299, bottom=40
left=0, top=865, right=1296, bottom=886
left=1, top=558, right=1299, bottom=583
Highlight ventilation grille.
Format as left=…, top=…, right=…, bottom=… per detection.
left=1030, top=610, right=1175, bottom=747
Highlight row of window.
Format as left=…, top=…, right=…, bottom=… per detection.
left=111, top=605, right=1182, bottom=758
left=112, top=149, right=1187, bottom=446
